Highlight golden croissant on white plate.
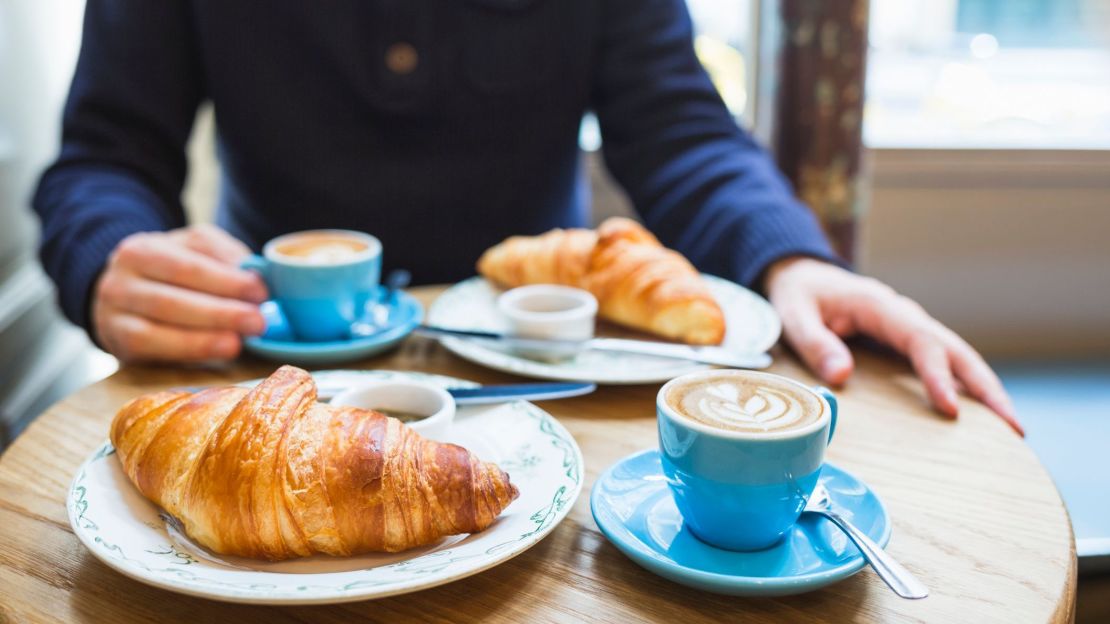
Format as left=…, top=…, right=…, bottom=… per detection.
left=109, top=365, right=518, bottom=561
left=477, top=217, right=727, bottom=345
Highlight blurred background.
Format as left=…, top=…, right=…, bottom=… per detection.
left=1, top=0, right=1108, bottom=617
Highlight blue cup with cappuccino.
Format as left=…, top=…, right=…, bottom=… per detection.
left=241, top=229, right=381, bottom=342
left=657, top=369, right=837, bottom=551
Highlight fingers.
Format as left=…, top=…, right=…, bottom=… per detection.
left=845, top=289, right=962, bottom=415
left=113, top=233, right=267, bottom=303
left=93, top=227, right=268, bottom=364
left=765, top=260, right=1022, bottom=435
left=777, top=296, right=855, bottom=385
left=99, top=306, right=242, bottom=362
left=828, top=315, right=855, bottom=338
left=906, top=334, right=959, bottom=418
left=948, top=338, right=1024, bottom=436
left=854, top=286, right=1023, bottom=434
left=169, top=223, right=253, bottom=265
left=98, top=273, right=265, bottom=335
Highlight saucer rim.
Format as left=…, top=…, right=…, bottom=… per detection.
left=590, top=449, right=892, bottom=594
left=244, top=291, right=423, bottom=352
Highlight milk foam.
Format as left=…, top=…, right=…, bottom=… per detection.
left=298, top=242, right=364, bottom=265
left=672, top=380, right=819, bottom=433
left=275, top=236, right=368, bottom=264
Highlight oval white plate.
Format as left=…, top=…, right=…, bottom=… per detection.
left=427, top=276, right=781, bottom=384
left=67, top=371, right=584, bottom=605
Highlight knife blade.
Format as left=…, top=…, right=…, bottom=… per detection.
left=415, top=325, right=772, bottom=370
left=448, top=382, right=596, bottom=405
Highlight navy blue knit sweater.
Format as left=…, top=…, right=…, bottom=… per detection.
left=34, top=0, right=837, bottom=332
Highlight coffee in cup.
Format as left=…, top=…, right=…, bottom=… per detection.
left=272, top=232, right=372, bottom=265
left=665, top=374, right=824, bottom=434
left=657, top=370, right=837, bottom=551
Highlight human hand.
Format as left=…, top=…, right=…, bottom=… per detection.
left=764, top=256, right=1022, bottom=435
left=92, top=224, right=268, bottom=363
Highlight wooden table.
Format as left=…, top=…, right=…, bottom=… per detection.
left=0, top=287, right=1077, bottom=623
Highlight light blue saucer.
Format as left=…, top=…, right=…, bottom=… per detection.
left=591, top=449, right=891, bottom=597
left=243, top=291, right=423, bottom=366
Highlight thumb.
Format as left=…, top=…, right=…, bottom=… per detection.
left=779, top=299, right=854, bottom=385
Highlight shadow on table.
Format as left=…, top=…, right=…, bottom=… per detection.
left=577, top=524, right=873, bottom=621
left=68, top=531, right=562, bottom=623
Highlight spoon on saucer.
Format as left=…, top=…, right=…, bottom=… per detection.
left=376, top=269, right=412, bottom=325
left=352, top=269, right=412, bottom=337
left=803, top=484, right=929, bottom=599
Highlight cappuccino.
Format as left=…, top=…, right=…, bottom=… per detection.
left=273, top=233, right=370, bottom=265
left=666, top=373, right=824, bottom=434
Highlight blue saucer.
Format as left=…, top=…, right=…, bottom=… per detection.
left=591, top=449, right=891, bottom=597
left=243, top=291, right=423, bottom=366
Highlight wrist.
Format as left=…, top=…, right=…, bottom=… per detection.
left=760, top=256, right=824, bottom=295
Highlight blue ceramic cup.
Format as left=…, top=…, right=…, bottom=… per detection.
left=241, top=230, right=381, bottom=342
left=657, top=369, right=838, bottom=551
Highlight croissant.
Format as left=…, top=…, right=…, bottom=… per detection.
left=109, top=365, right=518, bottom=561
left=477, top=217, right=726, bottom=345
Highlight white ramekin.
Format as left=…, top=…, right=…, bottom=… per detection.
left=330, top=380, right=455, bottom=441
left=496, top=285, right=598, bottom=361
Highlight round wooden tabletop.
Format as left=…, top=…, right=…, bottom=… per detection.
left=0, top=287, right=1076, bottom=623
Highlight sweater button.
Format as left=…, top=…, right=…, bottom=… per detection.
left=385, top=42, right=419, bottom=75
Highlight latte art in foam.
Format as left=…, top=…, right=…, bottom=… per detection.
left=667, top=375, right=823, bottom=434
left=273, top=234, right=370, bottom=265
left=294, top=242, right=365, bottom=265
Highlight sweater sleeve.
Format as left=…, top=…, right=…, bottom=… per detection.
left=590, top=0, right=843, bottom=290
left=32, top=0, right=203, bottom=330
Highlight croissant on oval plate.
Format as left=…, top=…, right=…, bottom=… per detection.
left=477, top=217, right=727, bottom=345
left=110, top=365, right=518, bottom=561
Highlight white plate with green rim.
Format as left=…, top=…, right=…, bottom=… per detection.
left=427, top=276, right=781, bottom=385
left=67, top=370, right=583, bottom=605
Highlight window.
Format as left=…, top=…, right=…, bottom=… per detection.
left=581, top=0, right=754, bottom=152
left=686, top=0, right=755, bottom=123
left=866, top=0, right=1110, bottom=149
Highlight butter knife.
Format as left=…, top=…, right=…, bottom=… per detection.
left=176, top=381, right=597, bottom=404
left=448, top=382, right=596, bottom=405
left=416, top=326, right=772, bottom=370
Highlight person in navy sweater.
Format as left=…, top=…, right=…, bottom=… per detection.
left=33, top=0, right=1020, bottom=433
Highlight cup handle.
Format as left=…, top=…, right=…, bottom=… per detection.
left=240, top=254, right=269, bottom=280
left=814, top=386, right=838, bottom=443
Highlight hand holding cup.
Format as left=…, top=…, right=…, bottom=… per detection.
left=92, top=224, right=268, bottom=362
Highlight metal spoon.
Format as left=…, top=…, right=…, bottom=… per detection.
left=351, top=269, right=412, bottom=337
left=374, top=269, right=412, bottom=326
left=803, top=484, right=929, bottom=599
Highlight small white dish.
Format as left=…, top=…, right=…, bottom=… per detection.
left=496, top=285, right=597, bottom=361
left=330, top=380, right=455, bottom=442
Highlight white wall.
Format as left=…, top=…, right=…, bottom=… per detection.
left=861, top=149, right=1110, bottom=357
left=0, top=0, right=85, bottom=255
left=0, top=1, right=115, bottom=438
